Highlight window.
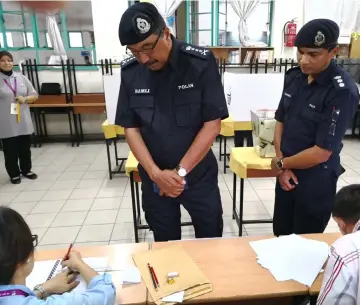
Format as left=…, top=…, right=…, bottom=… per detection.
left=23, top=32, right=34, bottom=47
left=6, top=33, right=14, bottom=47
left=69, top=32, right=83, bottom=47
left=46, top=33, right=52, bottom=48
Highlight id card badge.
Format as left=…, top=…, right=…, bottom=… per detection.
left=10, top=103, right=17, bottom=115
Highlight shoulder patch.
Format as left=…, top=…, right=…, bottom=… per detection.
left=120, top=56, right=137, bottom=69
left=332, top=75, right=348, bottom=90
left=180, top=44, right=210, bottom=59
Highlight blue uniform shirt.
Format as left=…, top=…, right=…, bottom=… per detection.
left=275, top=60, right=359, bottom=176
left=115, top=37, right=228, bottom=183
left=0, top=274, right=116, bottom=305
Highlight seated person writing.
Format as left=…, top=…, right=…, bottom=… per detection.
left=317, top=184, right=360, bottom=305
left=0, top=207, right=116, bottom=305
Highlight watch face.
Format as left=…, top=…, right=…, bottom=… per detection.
left=276, top=160, right=283, bottom=169
left=178, top=168, right=187, bottom=177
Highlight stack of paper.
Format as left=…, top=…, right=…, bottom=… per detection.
left=249, top=234, right=329, bottom=286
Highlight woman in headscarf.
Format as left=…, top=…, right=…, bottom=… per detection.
left=0, top=51, right=39, bottom=184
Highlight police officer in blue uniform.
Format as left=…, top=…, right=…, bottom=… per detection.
left=115, top=3, right=228, bottom=241
left=271, top=19, right=359, bottom=236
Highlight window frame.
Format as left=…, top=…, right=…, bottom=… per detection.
left=0, top=3, right=98, bottom=71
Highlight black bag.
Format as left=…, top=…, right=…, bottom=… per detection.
left=41, top=83, right=62, bottom=95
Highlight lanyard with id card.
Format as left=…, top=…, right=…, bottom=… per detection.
left=4, top=78, right=21, bottom=123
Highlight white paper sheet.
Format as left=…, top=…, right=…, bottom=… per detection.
left=162, top=291, right=185, bottom=303
left=249, top=234, right=329, bottom=286
left=120, top=266, right=141, bottom=285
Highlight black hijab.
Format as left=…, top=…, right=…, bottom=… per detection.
left=0, top=51, right=14, bottom=77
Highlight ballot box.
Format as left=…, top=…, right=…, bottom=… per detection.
left=251, top=110, right=277, bottom=158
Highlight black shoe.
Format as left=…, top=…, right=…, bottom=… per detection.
left=22, top=172, right=38, bottom=180
left=10, top=177, right=21, bottom=184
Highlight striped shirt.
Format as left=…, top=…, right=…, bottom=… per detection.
left=317, top=222, right=360, bottom=305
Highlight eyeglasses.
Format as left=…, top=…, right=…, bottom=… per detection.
left=126, top=30, right=163, bottom=56
left=32, top=235, right=38, bottom=248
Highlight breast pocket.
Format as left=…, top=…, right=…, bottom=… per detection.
left=130, top=95, right=154, bottom=127
left=301, top=106, right=324, bottom=123
left=174, top=89, right=202, bottom=127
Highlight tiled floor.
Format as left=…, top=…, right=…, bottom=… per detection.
left=0, top=138, right=359, bottom=250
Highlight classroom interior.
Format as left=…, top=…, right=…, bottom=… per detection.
left=0, top=0, right=360, bottom=303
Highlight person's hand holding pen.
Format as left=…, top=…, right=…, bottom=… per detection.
left=62, top=250, right=99, bottom=285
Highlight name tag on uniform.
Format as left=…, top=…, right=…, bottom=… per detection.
left=134, top=89, right=150, bottom=94
left=10, top=103, right=17, bottom=115
left=178, top=83, right=194, bottom=90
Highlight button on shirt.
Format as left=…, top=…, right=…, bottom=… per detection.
left=275, top=61, right=359, bottom=175
left=115, top=38, right=228, bottom=181
left=0, top=273, right=116, bottom=305
left=317, top=227, right=360, bottom=305
left=0, top=73, right=37, bottom=139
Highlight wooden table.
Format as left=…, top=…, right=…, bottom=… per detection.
left=148, top=236, right=313, bottom=305
left=35, top=243, right=149, bottom=305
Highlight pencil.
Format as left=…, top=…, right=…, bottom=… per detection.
left=150, top=265, right=160, bottom=287
left=63, top=243, right=73, bottom=262
left=147, top=263, right=157, bottom=290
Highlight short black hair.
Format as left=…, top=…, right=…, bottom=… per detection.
left=0, top=207, right=34, bottom=285
left=332, top=184, right=360, bottom=224
left=0, top=51, right=13, bottom=61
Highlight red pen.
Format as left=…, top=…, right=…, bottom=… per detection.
left=63, top=243, right=73, bottom=262
left=150, top=265, right=159, bottom=287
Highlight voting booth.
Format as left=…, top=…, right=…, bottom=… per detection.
left=103, top=71, right=121, bottom=125
left=224, top=72, right=284, bottom=158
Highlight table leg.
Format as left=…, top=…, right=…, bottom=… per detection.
left=223, top=136, right=227, bottom=174
left=78, top=114, right=84, bottom=141
left=67, top=111, right=74, bottom=147
left=41, top=112, right=48, bottom=137
left=130, top=172, right=139, bottom=243
left=239, top=178, right=244, bottom=236
left=114, top=139, right=119, bottom=166
left=135, top=182, right=141, bottom=225
left=232, top=173, right=236, bottom=220
left=219, top=136, right=223, bottom=161
left=106, top=139, right=113, bottom=180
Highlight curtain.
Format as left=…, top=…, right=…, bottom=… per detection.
left=230, top=0, right=260, bottom=46
left=151, top=0, right=183, bottom=36
left=47, top=13, right=67, bottom=65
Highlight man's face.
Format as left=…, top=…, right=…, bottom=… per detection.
left=297, top=47, right=337, bottom=75
left=127, top=28, right=171, bottom=71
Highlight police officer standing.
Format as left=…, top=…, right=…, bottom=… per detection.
left=271, top=19, right=359, bottom=236
left=116, top=3, right=228, bottom=241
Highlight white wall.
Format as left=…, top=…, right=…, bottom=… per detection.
left=271, top=0, right=360, bottom=58
left=91, top=0, right=129, bottom=62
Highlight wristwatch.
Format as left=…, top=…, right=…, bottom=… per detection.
left=34, top=284, right=48, bottom=300
left=176, top=165, right=187, bottom=177
left=276, top=158, right=287, bottom=171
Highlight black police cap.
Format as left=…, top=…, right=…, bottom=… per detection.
left=118, top=2, right=166, bottom=46
left=294, top=19, right=339, bottom=49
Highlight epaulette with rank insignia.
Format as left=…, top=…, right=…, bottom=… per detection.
left=120, top=56, right=137, bottom=69
left=332, top=75, right=348, bottom=90
left=180, top=44, right=210, bottom=60
left=285, top=66, right=301, bottom=76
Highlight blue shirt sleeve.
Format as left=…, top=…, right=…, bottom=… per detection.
left=274, top=95, right=285, bottom=123
left=199, top=53, right=229, bottom=122
left=23, top=273, right=116, bottom=305
left=115, top=75, right=140, bottom=128
left=315, top=89, right=359, bottom=152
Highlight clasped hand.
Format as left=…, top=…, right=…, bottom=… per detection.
left=153, top=169, right=186, bottom=198
left=15, top=96, right=26, bottom=104
left=278, top=170, right=298, bottom=191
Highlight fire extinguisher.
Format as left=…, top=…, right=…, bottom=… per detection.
left=283, top=19, right=297, bottom=47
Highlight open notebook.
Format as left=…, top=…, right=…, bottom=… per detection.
left=26, top=257, right=109, bottom=293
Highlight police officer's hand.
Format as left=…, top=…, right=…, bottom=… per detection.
left=154, top=170, right=185, bottom=198
left=278, top=170, right=298, bottom=191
